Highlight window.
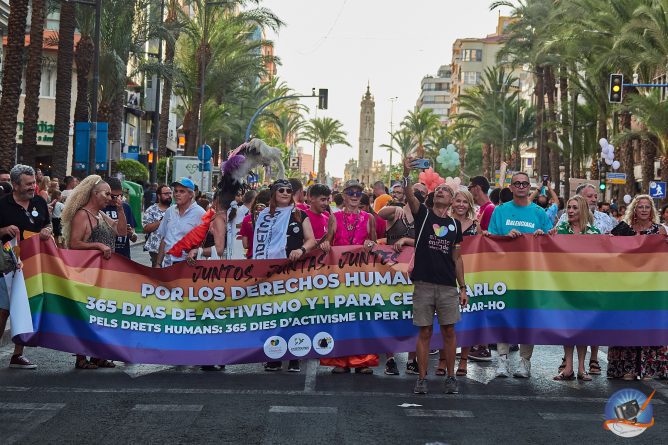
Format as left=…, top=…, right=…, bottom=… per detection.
left=40, top=67, right=56, bottom=98
left=462, top=71, right=481, bottom=85
left=434, top=82, right=449, bottom=91
left=422, top=82, right=435, bottom=91
left=462, top=49, right=482, bottom=62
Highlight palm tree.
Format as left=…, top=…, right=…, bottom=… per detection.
left=158, top=0, right=181, bottom=158
left=402, top=108, right=440, bottom=159
left=21, top=0, right=47, bottom=167
left=0, top=0, right=29, bottom=168
left=52, top=1, right=77, bottom=179
left=302, top=117, right=351, bottom=183
left=380, top=128, right=416, bottom=182
left=449, top=125, right=473, bottom=177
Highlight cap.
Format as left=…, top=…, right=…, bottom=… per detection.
left=171, top=177, right=195, bottom=191
left=343, top=179, right=363, bottom=191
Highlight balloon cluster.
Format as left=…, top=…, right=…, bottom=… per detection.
left=418, top=168, right=445, bottom=192
left=437, top=144, right=461, bottom=171
left=599, top=138, right=621, bottom=170
left=445, top=176, right=462, bottom=191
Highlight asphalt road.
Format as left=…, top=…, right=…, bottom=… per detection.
left=0, top=244, right=665, bottom=444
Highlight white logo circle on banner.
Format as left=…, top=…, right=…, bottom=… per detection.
left=263, top=335, right=287, bottom=359
left=312, top=332, right=335, bottom=355
left=288, top=333, right=312, bottom=357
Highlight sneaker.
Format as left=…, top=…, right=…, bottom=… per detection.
left=513, top=358, right=531, bottom=378
left=414, top=378, right=428, bottom=394
left=9, top=355, right=36, bottom=370
left=406, top=359, right=419, bottom=375
left=468, top=345, right=492, bottom=362
left=444, top=376, right=458, bottom=394
left=384, top=358, right=400, bottom=375
left=495, top=355, right=509, bottom=378
left=264, top=361, right=282, bottom=372
left=287, top=360, right=300, bottom=372
left=429, top=349, right=439, bottom=355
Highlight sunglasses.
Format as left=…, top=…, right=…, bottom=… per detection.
left=512, top=181, right=530, bottom=188
left=276, top=188, right=293, bottom=194
left=110, top=194, right=121, bottom=200
left=346, top=190, right=363, bottom=197
left=254, top=204, right=267, bottom=212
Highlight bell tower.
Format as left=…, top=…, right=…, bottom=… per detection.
left=358, top=83, right=375, bottom=186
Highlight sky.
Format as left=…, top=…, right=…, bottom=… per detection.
left=262, top=0, right=512, bottom=178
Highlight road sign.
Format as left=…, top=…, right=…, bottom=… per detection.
left=289, top=156, right=300, bottom=170
left=649, top=181, right=666, bottom=199
left=197, top=144, right=212, bottom=162
left=606, top=172, right=626, bottom=184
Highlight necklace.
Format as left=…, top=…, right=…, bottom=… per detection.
left=343, top=211, right=361, bottom=244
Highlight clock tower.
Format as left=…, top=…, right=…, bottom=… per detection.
left=358, top=84, right=375, bottom=186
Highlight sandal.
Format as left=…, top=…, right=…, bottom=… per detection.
left=455, top=357, right=467, bottom=376
left=622, top=372, right=637, bottom=381
left=553, top=371, right=575, bottom=381
left=75, top=358, right=98, bottom=370
left=577, top=372, right=592, bottom=381
left=588, top=360, right=601, bottom=375
left=558, top=357, right=566, bottom=372
left=91, top=358, right=116, bottom=368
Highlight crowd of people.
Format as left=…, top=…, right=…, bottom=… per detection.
left=0, top=161, right=667, bottom=394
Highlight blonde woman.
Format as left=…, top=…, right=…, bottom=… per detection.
left=61, top=175, right=127, bottom=369
left=609, top=195, right=667, bottom=380
left=450, top=189, right=486, bottom=377
left=553, top=195, right=600, bottom=382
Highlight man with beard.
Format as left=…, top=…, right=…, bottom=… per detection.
left=142, top=184, right=173, bottom=267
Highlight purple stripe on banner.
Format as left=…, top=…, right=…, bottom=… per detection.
left=456, top=328, right=668, bottom=347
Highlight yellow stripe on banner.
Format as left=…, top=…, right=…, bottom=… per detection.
left=26, top=273, right=412, bottom=313
left=463, top=270, right=667, bottom=292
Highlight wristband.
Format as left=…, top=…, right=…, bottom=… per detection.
left=459, top=285, right=467, bottom=291
left=299, top=246, right=306, bottom=255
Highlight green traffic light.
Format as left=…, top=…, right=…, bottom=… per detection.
left=599, top=183, right=606, bottom=191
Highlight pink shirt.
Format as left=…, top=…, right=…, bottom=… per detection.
left=374, top=215, right=387, bottom=240
left=296, top=202, right=309, bottom=211
left=477, top=201, right=495, bottom=231
left=239, top=214, right=254, bottom=259
left=305, top=209, right=329, bottom=240
left=333, top=211, right=371, bottom=246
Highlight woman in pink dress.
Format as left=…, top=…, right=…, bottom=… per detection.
left=321, top=179, right=378, bottom=374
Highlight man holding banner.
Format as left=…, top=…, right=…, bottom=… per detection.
left=403, top=158, right=468, bottom=395
left=488, top=172, right=553, bottom=379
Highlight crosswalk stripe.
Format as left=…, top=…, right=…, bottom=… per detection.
left=0, top=403, right=65, bottom=410
left=405, top=409, right=474, bottom=418
left=132, top=404, right=203, bottom=412
left=538, top=412, right=604, bottom=421
left=269, top=406, right=337, bottom=414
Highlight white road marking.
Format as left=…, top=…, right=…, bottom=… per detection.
left=303, top=359, right=317, bottom=393
left=398, top=403, right=423, bottom=408
left=122, top=364, right=175, bottom=379
left=0, top=385, right=664, bottom=404
left=269, top=406, right=337, bottom=414
left=0, top=402, right=65, bottom=410
left=132, top=404, right=203, bottom=412
left=406, top=409, right=474, bottom=418
left=538, top=412, right=604, bottom=421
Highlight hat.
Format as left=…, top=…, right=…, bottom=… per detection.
left=270, top=179, right=292, bottom=192
left=0, top=182, right=12, bottom=195
left=171, top=177, right=195, bottom=191
left=343, top=179, right=363, bottom=191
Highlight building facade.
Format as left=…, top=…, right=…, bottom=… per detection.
left=416, top=65, right=452, bottom=124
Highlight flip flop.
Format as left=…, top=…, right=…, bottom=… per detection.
left=455, top=368, right=467, bottom=377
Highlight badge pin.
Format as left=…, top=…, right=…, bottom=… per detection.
left=31, top=208, right=39, bottom=217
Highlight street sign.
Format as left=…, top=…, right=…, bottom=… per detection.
left=289, top=156, right=300, bottom=170
left=197, top=144, right=212, bottom=162
left=606, top=172, right=626, bottom=184
left=649, top=181, right=666, bottom=199
left=198, top=161, right=211, bottom=172
left=494, top=170, right=513, bottom=186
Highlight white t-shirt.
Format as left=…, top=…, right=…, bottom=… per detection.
left=52, top=201, right=65, bottom=218
left=225, top=203, right=250, bottom=259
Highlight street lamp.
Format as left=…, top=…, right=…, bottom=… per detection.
left=387, top=96, right=398, bottom=184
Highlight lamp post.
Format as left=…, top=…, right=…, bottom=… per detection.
left=150, top=0, right=164, bottom=184
left=387, top=96, right=398, bottom=184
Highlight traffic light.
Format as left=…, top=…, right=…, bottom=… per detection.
left=148, top=151, right=154, bottom=164
left=318, top=88, right=328, bottom=110
left=609, top=74, right=624, bottom=103
left=599, top=181, right=606, bottom=192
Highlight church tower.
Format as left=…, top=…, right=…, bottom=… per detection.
left=358, top=84, right=375, bottom=186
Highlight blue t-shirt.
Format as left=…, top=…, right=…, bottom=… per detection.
left=102, top=202, right=137, bottom=258
left=488, top=201, right=553, bottom=235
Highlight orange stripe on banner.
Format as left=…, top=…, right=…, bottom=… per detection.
left=463, top=251, right=668, bottom=273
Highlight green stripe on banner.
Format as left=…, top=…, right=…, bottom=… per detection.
left=29, top=293, right=414, bottom=329
left=468, top=290, right=668, bottom=311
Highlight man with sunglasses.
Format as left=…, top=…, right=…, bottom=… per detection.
left=488, top=172, right=553, bottom=379
left=102, top=178, right=137, bottom=259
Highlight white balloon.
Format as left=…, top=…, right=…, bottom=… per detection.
left=624, top=194, right=632, bottom=204
left=446, top=176, right=453, bottom=182
left=599, top=138, right=608, bottom=148
left=605, top=157, right=613, bottom=165
left=601, top=146, right=609, bottom=155
left=612, top=160, right=621, bottom=170
left=453, top=177, right=462, bottom=186
left=607, top=144, right=614, bottom=152
left=609, top=151, right=615, bottom=160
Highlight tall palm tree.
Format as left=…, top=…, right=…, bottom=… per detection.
left=402, top=108, right=440, bottom=159
left=380, top=128, right=415, bottom=160
left=52, top=1, right=77, bottom=179
left=21, top=0, right=47, bottom=167
left=158, top=0, right=181, bottom=158
left=0, top=0, right=29, bottom=168
left=302, top=117, right=350, bottom=183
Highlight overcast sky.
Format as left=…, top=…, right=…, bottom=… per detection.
left=262, top=0, right=512, bottom=177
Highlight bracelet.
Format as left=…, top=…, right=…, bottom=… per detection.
left=299, top=246, right=306, bottom=255
left=459, top=285, right=467, bottom=291
left=197, top=247, right=204, bottom=258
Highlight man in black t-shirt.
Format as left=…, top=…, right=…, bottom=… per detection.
left=403, top=157, right=468, bottom=395
left=102, top=178, right=137, bottom=259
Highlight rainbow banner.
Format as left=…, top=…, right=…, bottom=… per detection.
left=11, top=235, right=668, bottom=365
